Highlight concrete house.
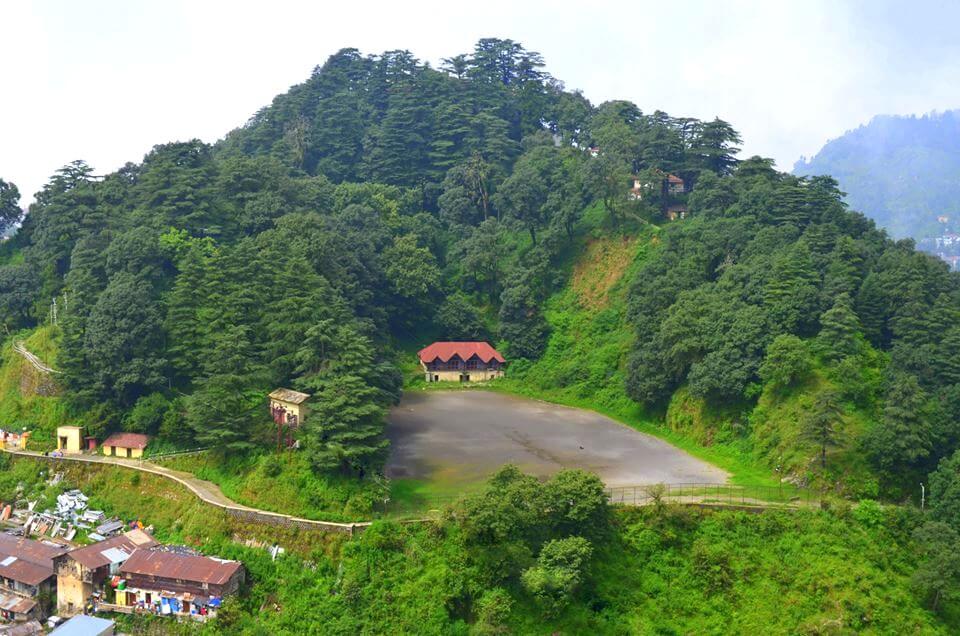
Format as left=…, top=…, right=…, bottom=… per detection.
left=54, top=530, right=157, bottom=616
left=418, top=342, right=506, bottom=383
left=0, top=534, right=70, bottom=622
left=116, top=549, right=244, bottom=619
left=55, top=427, right=83, bottom=455
left=268, top=389, right=310, bottom=428
left=100, top=433, right=149, bottom=459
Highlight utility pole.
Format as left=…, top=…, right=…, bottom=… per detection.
left=776, top=454, right=783, bottom=501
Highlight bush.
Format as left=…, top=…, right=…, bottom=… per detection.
left=262, top=454, right=283, bottom=478
left=521, top=536, right=593, bottom=617
left=473, top=588, right=513, bottom=635
left=852, top=499, right=884, bottom=528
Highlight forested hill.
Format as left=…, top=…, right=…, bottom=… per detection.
left=2, top=39, right=960, bottom=516
left=794, top=111, right=960, bottom=240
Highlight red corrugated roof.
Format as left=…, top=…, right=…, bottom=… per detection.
left=667, top=173, right=684, bottom=184
left=120, top=549, right=242, bottom=586
left=65, top=530, right=158, bottom=570
left=0, top=534, right=69, bottom=586
left=417, top=341, right=505, bottom=364
left=102, top=432, right=150, bottom=449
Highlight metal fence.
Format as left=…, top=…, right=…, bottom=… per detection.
left=374, top=482, right=818, bottom=518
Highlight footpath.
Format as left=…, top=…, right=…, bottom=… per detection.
left=4, top=449, right=813, bottom=536
left=3, top=448, right=369, bottom=534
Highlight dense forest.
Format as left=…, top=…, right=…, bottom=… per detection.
left=3, top=37, right=960, bottom=631
left=795, top=110, right=960, bottom=240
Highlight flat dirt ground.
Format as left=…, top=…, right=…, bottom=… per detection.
left=386, top=391, right=728, bottom=489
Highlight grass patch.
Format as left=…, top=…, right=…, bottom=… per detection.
left=0, top=326, right=70, bottom=451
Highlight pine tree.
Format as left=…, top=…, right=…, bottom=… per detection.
left=186, top=324, right=267, bottom=452
left=866, top=374, right=934, bottom=476
left=801, top=390, right=843, bottom=470
left=763, top=240, right=820, bottom=335
left=293, top=321, right=389, bottom=474
left=817, top=293, right=862, bottom=362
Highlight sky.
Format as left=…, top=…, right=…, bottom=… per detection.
left=3, top=0, right=960, bottom=204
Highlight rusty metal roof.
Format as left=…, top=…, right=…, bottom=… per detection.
left=101, top=432, right=150, bottom=449
left=268, top=388, right=311, bottom=404
left=0, top=590, right=37, bottom=614
left=65, top=529, right=157, bottom=570
left=120, top=549, right=242, bottom=586
left=0, top=534, right=69, bottom=586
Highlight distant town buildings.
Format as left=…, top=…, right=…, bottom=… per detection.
left=918, top=217, right=960, bottom=271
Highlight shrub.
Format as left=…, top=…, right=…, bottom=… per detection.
left=521, top=536, right=593, bottom=617
left=852, top=499, right=884, bottom=528
left=473, top=588, right=513, bottom=635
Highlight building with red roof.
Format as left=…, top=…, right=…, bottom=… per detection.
left=100, top=432, right=150, bottom=459
left=417, top=341, right=506, bottom=383
left=0, top=534, right=70, bottom=621
left=116, top=549, right=244, bottom=618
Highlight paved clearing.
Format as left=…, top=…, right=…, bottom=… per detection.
left=386, top=391, right=728, bottom=488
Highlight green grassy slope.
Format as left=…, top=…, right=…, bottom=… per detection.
left=493, top=223, right=885, bottom=495
left=4, top=455, right=954, bottom=634
left=495, top=227, right=783, bottom=486
left=0, top=326, right=69, bottom=449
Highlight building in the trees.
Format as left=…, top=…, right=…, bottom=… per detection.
left=418, top=342, right=506, bottom=383
left=628, top=172, right=686, bottom=200
left=54, top=530, right=157, bottom=616
left=666, top=204, right=688, bottom=221
left=115, top=549, right=244, bottom=619
left=268, top=389, right=310, bottom=429
left=0, top=534, right=70, bottom=622
left=55, top=427, right=84, bottom=455
left=268, top=389, right=310, bottom=449
left=666, top=173, right=685, bottom=194
left=628, top=177, right=649, bottom=200
left=100, top=433, right=149, bottom=459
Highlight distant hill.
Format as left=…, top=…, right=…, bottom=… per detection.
left=794, top=110, right=960, bottom=240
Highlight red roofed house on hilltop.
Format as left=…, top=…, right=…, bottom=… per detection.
left=418, top=341, right=506, bottom=383
left=100, top=433, right=149, bottom=459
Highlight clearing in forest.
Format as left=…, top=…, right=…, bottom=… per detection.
left=386, top=391, right=728, bottom=493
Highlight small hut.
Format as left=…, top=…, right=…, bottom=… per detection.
left=268, top=389, right=311, bottom=428
left=56, top=426, right=84, bottom=454
left=101, top=432, right=150, bottom=459
left=269, top=389, right=311, bottom=450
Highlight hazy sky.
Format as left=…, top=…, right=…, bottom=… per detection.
left=3, top=0, right=960, bottom=204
